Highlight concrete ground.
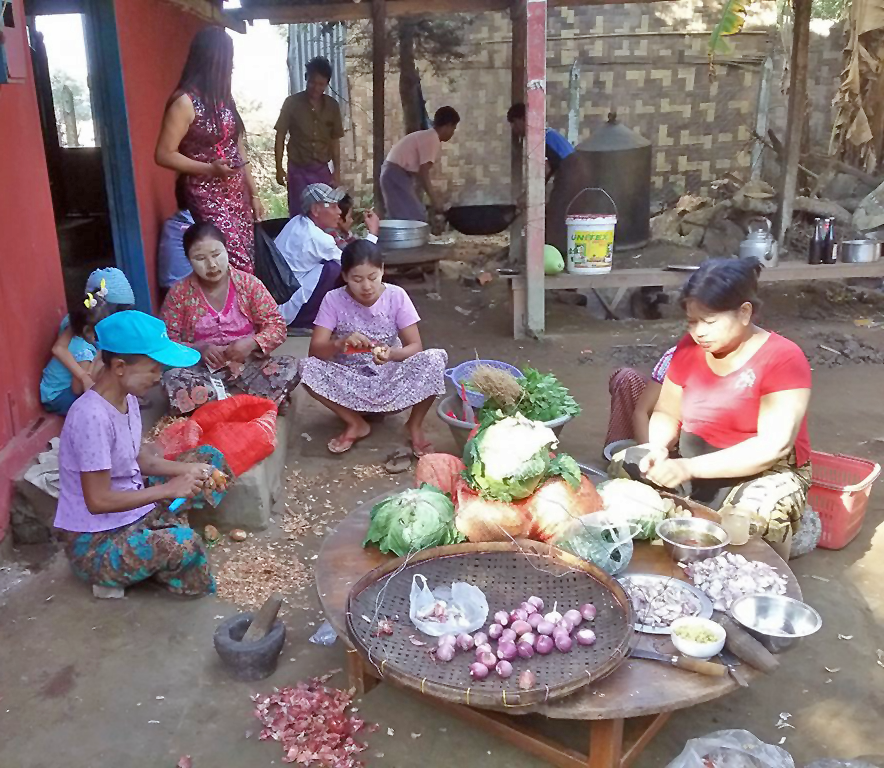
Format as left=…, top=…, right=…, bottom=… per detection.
left=2, top=275, right=884, bottom=767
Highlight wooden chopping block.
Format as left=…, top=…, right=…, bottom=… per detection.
left=718, top=614, right=780, bottom=674
left=242, top=592, right=283, bottom=644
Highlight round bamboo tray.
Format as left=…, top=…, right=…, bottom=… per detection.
left=346, top=540, right=634, bottom=710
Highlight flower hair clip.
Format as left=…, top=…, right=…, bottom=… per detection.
left=84, top=279, right=108, bottom=309
left=96, top=278, right=108, bottom=299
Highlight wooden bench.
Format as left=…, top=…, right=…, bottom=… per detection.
left=507, top=262, right=884, bottom=338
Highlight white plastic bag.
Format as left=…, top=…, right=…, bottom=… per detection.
left=665, top=730, right=794, bottom=768
left=409, top=574, right=488, bottom=637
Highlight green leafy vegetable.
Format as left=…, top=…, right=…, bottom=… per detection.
left=479, top=368, right=581, bottom=424
left=363, top=485, right=464, bottom=556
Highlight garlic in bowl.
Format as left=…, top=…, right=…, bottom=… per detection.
left=669, top=617, right=726, bottom=659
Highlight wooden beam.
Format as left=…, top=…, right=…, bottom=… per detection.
left=372, top=0, right=386, bottom=211
left=509, top=0, right=526, bottom=326
left=161, top=0, right=246, bottom=33
left=235, top=0, right=511, bottom=24
left=524, top=0, right=547, bottom=338
left=773, top=0, right=811, bottom=245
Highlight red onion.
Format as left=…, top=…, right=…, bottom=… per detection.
left=510, top=620, right=532, bottom=637
left=520, top=601, right=537, bottom=616
left=553, top=627, right=571, bottom=643
left=556, top=618, right=574, bottom=634
left=575, top=629, right=597, bottom=646
left=493, top=611, right=509, bottom=627
left=510, top=608, right=528, bottom=623
left=495, top=660, right=513, bottom=679
left=520, top=632, right=537, bottom=647
left=500, top=628, right=517, bottom=644
left=438, top=634, right=457, bottom=648
left=580, top=604, right=597, bottom=622
left=456, top=633, right=474, bottom=652
left=517, top=640, right=535, bottom=659
left=435, top=643, right=455, bottom=662
left=527, top=613, right=543, bottom=630
left=537, top=620, right=555, bottom=636
left=476, top=650, right=497, bottom=667
left=497, top=640, right=517, bottom=661
left=535, top=635, right=554, bottom=655
left=475, top=643, right=493, bottom=656
left=527, top=596, right=544, bottom=611
left=518, top=669, right=536, bottom=690
left=564, top=609, right=583, bottom=627
left=473, top=632, right=489, bottom=647
left=554, top=633, right=573, bottom=652
left=487, top=623, right=504, bottom=641
left=470, top=662, right=490, bottom=680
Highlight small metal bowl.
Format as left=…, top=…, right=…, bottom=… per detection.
left=656, top=518, right=730, bottom=563
left=729, top=594, right=822, bottom=654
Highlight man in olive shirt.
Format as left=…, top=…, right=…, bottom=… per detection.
left=275, top=56, right=345, bottom=217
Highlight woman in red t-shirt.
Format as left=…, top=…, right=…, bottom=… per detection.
left=640, top=259, right=812, bottom=551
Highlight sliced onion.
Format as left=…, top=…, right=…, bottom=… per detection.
left=564, top=609, right=583, bottom=627
left=527, top=613, right=543, bottom=630
left=476, top=650, right=497, bottom=667
left=493, top=611, right=509, bottom=627
left=520, top=632, right=537, bottom=648
left=510, top=620, right=532, bottom=637
left=497, top=640, right=517, bottom=661
left=535, top=635, right=554, bottom=655
left=487, top=623, right=504, bottom=641
left=435, top=643, right=455, bottom=662
left=527, top=596, right=544, bottom=611
left=495, top=660, right=513, bottom=679
left=555, top=634, right=573, bottom=652
left=470, top=662, right=490, bottom=680
left=473, top=632, right=489, bottom=647
left=500, top=628, right=517, bottom=644
left=575, top=629, right=597, bottom=646
left=580, top=603, right=597, bottom=622
left=517, top=640, right=535, bottom=659
left=537, top=620, right=555, bottom=636
left=456, top=633, right=474, bottom=652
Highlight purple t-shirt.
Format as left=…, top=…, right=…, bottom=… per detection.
left=55, top=390, right=154, bottom=533
left=314, top=284, right=420, bottom=333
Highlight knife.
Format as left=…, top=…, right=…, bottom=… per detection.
left=718, top=649, right=749, bottom=688
left=630, top=648, right=727, bottom=677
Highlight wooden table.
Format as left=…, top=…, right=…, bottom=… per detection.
left=316, top=506, right=801, bottom=768
left=507, top=261, right=884, bottom=338
left=381, top=243, right=456, bottom=294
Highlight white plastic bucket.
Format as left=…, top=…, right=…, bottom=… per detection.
left=566, top=213, right=616, bottom=274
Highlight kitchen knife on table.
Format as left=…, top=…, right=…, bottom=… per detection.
left=630, top=647, right=727, bottom=677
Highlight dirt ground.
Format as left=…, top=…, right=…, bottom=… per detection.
left=2, top=250, right=884, bottom=768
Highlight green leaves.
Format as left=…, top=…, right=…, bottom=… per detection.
left=363, top=485, right=464, bottom=556
left=479, top=367, right=581, bottom=424
left=708, top=0, right=750, bottom=59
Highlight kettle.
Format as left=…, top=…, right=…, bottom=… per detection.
left=738, top=218, right=778, bottom=268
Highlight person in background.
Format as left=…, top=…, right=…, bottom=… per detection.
left=41, top=294, right=110, bottom=416
left=55, top=311, right=215, bottom=600
left=161, top=222, right=299, bottom=415
left=158, top=176, right=195, bottom=291
left=326, top=193, right=357, bottom=249
left=275, top=184, right=379, bottom=332
left=274, top=56, right=344, bottom=216
left=639, top=259, right=812, bottom=557
left=300, top=240, right=447, bottom=455
left=507, top=102, right=575, bottom=182
left=380, top=106, right=460, bottom=224
left=155, top=26, right=262, bottom=273
left=50, top=267, right=135, bottom=398
left=605, top=347, right=676, bottom=446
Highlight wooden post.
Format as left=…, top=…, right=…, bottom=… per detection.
left=524, top=0, right=548, bottom=337
left=372, top=0, right=386, bottom=211
left=774, top=0, right=811, bottom=245
left=510, top=0, right=527, bottom=327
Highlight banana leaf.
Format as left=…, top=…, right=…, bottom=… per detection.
left=708, top=0, right=750, bottom=59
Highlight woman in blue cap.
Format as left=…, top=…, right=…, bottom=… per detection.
left=55, top=310, right=216, bottom=599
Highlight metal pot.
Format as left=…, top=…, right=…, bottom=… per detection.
left=446, top=204, right=518, bottom=236
left=840, top=240, right=880, bottom=263
left=377, top=220, right=429, bottom=250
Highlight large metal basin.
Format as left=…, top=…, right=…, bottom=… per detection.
left=378, top=219, right=429, bottom=250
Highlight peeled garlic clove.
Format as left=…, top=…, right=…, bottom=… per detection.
left=229, top=529, right=247, bottom=542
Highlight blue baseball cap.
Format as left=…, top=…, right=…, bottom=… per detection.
left=96, top=311, right=200, bottom=368
left=86, top=267, right=136, bottom=306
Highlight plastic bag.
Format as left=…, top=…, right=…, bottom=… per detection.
left=309, top=620, right=338, bottom=646
left=409, top=574, right=488, bottom=637
left=155, top=418, right=203, bottom=460
left=805, top=761, right=883, bottom=768
left=553, top=511, right=638, bottom=575
left=254, top=222, right=300, bottom=305
left=665, top=730, right=795, bottom=768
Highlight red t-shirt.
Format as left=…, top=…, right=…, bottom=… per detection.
left=666, top=332, right=812, bottom=466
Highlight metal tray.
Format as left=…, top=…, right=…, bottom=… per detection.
left=617, top=573, right=712, bottom=635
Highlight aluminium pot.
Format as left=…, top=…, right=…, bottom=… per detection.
left=378, top=219, right=430, bottom=250
left=840, top=240, right=881, bottom=263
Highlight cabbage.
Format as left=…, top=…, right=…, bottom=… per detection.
left=363, top=485, right=465, bottom=556
left=597, top=478, right=673, bottom=539
left=463, top=414, right=580, bottom=502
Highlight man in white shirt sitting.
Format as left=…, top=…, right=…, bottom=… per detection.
left=275, top=183, right=380, bottom=332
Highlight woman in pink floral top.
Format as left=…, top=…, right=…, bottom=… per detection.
left=161, top=223, right=299, bottom=414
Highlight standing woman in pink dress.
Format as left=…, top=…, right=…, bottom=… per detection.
left=155, top=27, right=262, bottom=273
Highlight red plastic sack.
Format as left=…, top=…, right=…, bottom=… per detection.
left=189, top=394, right=278, bottom=476
left=155, top=419, right=203, bottom=460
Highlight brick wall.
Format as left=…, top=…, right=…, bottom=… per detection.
left=338, top=4, right=845, bottom=206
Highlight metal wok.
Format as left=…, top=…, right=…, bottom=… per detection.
left=446, top=204, right=518, bottom=235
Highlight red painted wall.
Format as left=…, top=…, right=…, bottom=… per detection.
left=0, top=0, right=67, bottom=538
left=115, top=0, right=206, bottom=307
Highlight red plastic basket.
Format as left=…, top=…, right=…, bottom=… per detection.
left=808, top=451, right=881, bottom=550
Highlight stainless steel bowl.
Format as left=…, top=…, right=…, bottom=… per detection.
left=377, top=219, right=430, bottom=250
left=656, top=518, right=730, bottom=563
left=840, top=240, right=881, bottom=263
left=729, top=594, right=822, bottom=653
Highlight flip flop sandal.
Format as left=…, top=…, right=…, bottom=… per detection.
left=328, top=435, right=360, bottom=454
left=384, top=447, right=413, bottom=474
left=411, top=442, right=434, bottom=459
